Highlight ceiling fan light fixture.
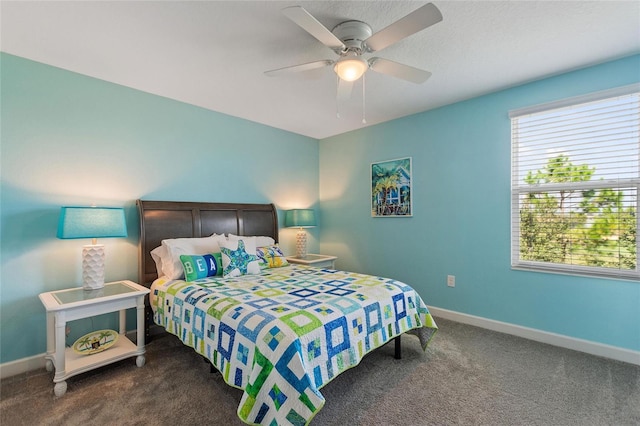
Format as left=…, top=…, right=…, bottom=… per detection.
left=334, top=55, right=368, bottom=82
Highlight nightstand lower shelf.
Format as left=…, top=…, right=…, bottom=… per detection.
left=47, top=335, right=145, bottom=380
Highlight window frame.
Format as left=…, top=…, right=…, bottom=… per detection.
left=510, top=84, right=640, bottom=281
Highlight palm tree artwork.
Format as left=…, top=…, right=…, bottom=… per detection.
left=371, top=157, right=412, bottom=217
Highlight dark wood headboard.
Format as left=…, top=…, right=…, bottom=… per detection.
left=137, top=200, right=278, bottom=287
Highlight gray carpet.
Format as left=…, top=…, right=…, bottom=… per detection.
left=1, top=318, right=639, bottom=425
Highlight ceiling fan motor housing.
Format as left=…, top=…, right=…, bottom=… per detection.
left=331, top=20, right=372, bottom=54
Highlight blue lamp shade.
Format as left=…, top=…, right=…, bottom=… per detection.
left=284, top=209, right=317, bottom=228
left=57, top=207, right=127, bottom=239
left=57, top=206, right=127, bottom=290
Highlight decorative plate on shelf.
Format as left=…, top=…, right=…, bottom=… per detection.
left=72, top=329, right=118, bottom=355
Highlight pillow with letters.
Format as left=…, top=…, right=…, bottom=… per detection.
left=180, top=253, right=223, bottom=281
left=158, top=234, right=226, bottom=280
left=219, top=238, right=260, bottom=278
left=256, top=244, right=289, bottom=269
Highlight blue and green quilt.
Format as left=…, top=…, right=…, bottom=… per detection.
left=151, top=265, right=437, bottom=425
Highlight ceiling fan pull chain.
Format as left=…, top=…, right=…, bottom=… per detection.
left=362, top=73, right=367, bottom=124
left=336, top=75, right=341, bottom=119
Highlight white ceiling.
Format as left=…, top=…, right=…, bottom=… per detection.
left=2, top=1, right=639, bottom=139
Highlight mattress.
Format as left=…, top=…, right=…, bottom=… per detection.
left=150, top=264, right=437, bottom=425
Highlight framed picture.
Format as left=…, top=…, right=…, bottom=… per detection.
left=371, top=157, right=412, bottom=217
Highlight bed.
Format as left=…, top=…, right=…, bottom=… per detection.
left=137, top=200, right=437, bottom=425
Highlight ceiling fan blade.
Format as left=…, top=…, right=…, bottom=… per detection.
left=368, top=57, right=432, bottom=84
left=264, top=60, right=333, bottom=77
left=337, top=78, right=354, bottom=102
left=282, top=6, right=345, bottom=51
left=364, top=3, right=442, bottom=52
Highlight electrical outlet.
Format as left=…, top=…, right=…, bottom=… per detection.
left=447, top=275, right=455, bottom=287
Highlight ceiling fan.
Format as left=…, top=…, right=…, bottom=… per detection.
left=265, top=3, right=443, bottom=93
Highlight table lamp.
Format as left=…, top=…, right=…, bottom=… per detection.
left=57, top=206, right=127, bottom=290
left=284, top=209, right=316, bottom=258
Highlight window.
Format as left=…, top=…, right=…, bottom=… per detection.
left=510, top=85, right=640, bottom=280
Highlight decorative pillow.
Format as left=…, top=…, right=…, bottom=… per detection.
left=228, top=234, right=275, bottom=248
left=256, top=244, right=289, bottom=269
left=219, top=238, right=260, bottom=278
left=160, top=234, right=227, bottom=280
left=180, top=253, right=223, bottom=281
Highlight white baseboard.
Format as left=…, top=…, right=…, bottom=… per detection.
left=2, top=310, right=638, bottom=379
left=0, top=353, right=47, bottom=380
left=429, top=306, right=640, bottom=366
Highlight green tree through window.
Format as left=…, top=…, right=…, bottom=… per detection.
left=519, top=155, right=636, bottom=269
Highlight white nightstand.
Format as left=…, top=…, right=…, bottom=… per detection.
left=286, top=254, right=337, bottom=269
left=38, top=280, right=150, bottom=396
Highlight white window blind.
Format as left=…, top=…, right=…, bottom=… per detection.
left=511, top=86, right=640, bottom=280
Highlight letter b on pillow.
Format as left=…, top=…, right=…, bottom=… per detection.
left=180, top=253, right=222, bottom=281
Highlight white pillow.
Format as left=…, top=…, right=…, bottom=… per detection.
left=150, top=245, right=167, bottom=276
left=227, top=233, right=275, bottom=248
left=219, top=237, right=261, bottom=278
left=160, top=234, right=227, bottom=280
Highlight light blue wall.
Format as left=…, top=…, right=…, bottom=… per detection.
left=2, top=52, right=639, bottom=366
left=319, top=55, right=640, bottom=352
left=0, top=53, right=319, bottom=363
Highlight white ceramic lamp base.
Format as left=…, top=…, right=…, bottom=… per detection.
left=82, top=244, right=105, bottom=290
left=295, top=229, right=308, bottom=258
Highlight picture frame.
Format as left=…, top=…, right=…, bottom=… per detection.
left=371, top=157, right=412, bottom=217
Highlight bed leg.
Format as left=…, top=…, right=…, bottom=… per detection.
left=394, top=335, right=402, bottom=359
left=144, top=304, right=152, bottom=343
